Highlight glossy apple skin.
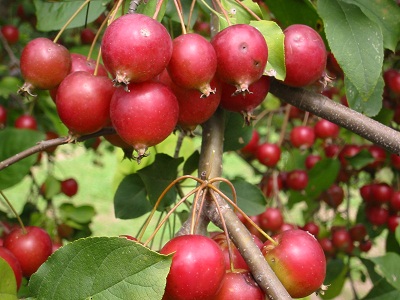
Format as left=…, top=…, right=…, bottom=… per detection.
left=101, top=13, right=172, bottom=84
left=110, top=81, right=179, bottom=151
left=56, top=71, right=115, bottom=135
left=160, top=235, right=225, bottom=300
left=0, top=246, right=23, bottom=289
left=211, top=24, right=268, bottom=91
left=283, top=24, right=326, bottom=87
left=167, top=33, right=217, bottom=95
left=214, top=270, right=265, bottom=299
left=262, top=229, right=326, bottom=298
left=4, top=226, right=52, bottom=277
left=20, top=37, right=71, bottom=90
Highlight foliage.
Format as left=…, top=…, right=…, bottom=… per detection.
left=0, top=0, right=399, bottom=299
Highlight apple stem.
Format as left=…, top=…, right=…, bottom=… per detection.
left=53, top=0, right=91, bottom=44
left=173, top=0, right=187, bottom=35
left=0, top=191, right=27, bottom=234
left=234, top=0, right=262, bottom=21
left=278, top=104, right=291, bottom=147
left=186, top=0, right=196, bottom=33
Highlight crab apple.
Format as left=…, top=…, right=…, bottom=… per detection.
left=0, top=246, right=22, bottom=289
left=4, top=226, right=52, bottom=277
left=388, top=215, right=400, bottom=232
left=0, top=105, right=6, bottom=127
left=241, top=130, right=260, bottom=157
left=384, top=69, right=400, bottom=95
left=390, top=153, right=400, bottom=170
left=314, top=119, right=339, bottom=139
left=302, top=222, right=320, bottom=237
left=259, top=207, right=284, bottom=232
left=110, top=81, right=179, bottom=159
left=256, top=143, right=281, bottom=167
left=324, top=144, right=340, bottom=158
left=279, top=223, right=296, bottom=233
left=1, top=25, right=19, bottom=44
left=365, top=145, right=387, bottom=170
left=159, top=70, right=221, bottom=132
left=211, top=24, right=268, bottom=93
left=69, top=53, right=108, bottom=77
left=167, top=33, right=217, bottom=96
left=160, top=235, right=225, bottom=300
left=80, top=28, right=96, bottom=45
left=305, top=154, right=321, bottom=170
left=283, top=24, right=327, bottom=87
left=366, top=205, right=389, bottom=226
left=14, top=114, right=38, bottom=130
left=390, top=191, right=400, bottom=212
left=49, top=53, right=108, bottom=102
left=220, top=75, right=270, bottom=117
left=56, top=71, right=114, bottom=135
left=290, top=125, right=315, bottom=148
left=360, top=183, right=374, bottom=203
left=212, top=232, right=250, bottom=271
left=61, top=178, right=78, bottom=197
left=331, top=228, right=351, bottom=251
left=359, top=239, right=372, bottom=252
left=286, top=169, right=308, bottom=191
left=319, top=237, right=335, bottom=257
left=262, top=229, right=326, bottom=298
left=260, top=173, right=283, bottom=198
left=101, top=13, right=172, bottom=85
left=349, top=223, right=367, bottom=242
left=214, top=270, right=265, bottom=300
left=320, top=184, right=344, bottom=209
left=338, top=144, right=362, bottom=167
left=19, top=37, right=71, bottom=94
left=371, top=182, right=393, bottom=204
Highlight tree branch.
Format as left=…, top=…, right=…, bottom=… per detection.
left=0, top=127, right=116, bottom=171
left=269, top=78, right=400, bottom=155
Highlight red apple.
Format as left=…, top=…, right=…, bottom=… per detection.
left=160, top=235, right=225, bottom=300
left=262, top=229, right=326, bottom=298
left=4, top=226, right=52, bottom=277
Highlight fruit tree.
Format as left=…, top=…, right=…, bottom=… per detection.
left=0, top=0, right=400, bottom=299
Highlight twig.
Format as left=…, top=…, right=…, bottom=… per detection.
left=0, top=127, right=116, bottom=171
left=269, top=78, right=400, bottom=155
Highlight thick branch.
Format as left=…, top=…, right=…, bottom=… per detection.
left=178, top=108, right=291, bottom=298
left=0, top=127, right=116, bottom=171
left=270, top=79, right=400, bottom=155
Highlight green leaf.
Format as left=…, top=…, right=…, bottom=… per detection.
left=321, top=258, right=348, bottom=299
left=33, top=0, right=107, bottom=32
left=42, top=175, right=61, bottom=199
left=250, top=20, right=285, bottom=80
left=318, top=0, right=384, bottom=101
left=223, top=112, right=253, bottom=152
left=114, top=174, right=152, bottom=219
left=0, top=258, right=18, bottom=300
left=341, top=0, right=400, bottom=52
left=29, top=237, right=172, bottom=300
left=219, top=179, right=266, bottom=215
left=307, top=158, right=341, bottom=198
left=0, top=128, right=45, bottom=190
left=221, top=0, right=263, bottom=25
left=264, top=0, right=322, bottom=29
left=138, top=154, right=183, bottom=209
left=386, top=230, right=400, bottom=254
left=346, top=148, right=375, bottom=169
left=59, top=203, right=95, bottom=224
left=0, top=77, right=23, bottom=98
left=183, top=150, right=200, bottom=176
left=137, top=0, right=168, bottom=22
left=396, top=225, right=400, bottom=245
left=363, top=280, right=400, bottom=300
left=345, top=75, right=384, bottom=117
left=370, top=252, right=400, bottom=290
